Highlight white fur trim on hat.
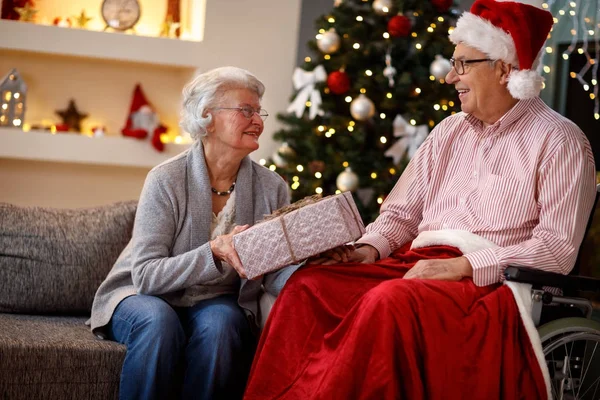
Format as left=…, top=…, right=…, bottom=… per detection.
left=507, top=69, right=544, bottom=99
left=410, top=229, right=498, bottom=254
left=449, top=13, right=518, bottom=66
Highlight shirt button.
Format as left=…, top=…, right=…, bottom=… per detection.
left=473, top=171, right=478, bottom=177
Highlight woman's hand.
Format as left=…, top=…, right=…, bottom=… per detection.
left=210, top=224, right=249, bottom=279
left=309, top=244, right=379, bottom=265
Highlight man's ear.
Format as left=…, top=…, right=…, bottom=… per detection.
left=497, top=61, right=514, bottom=85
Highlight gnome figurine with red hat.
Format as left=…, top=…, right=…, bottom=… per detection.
left=121, top=84, right=167, bottom=152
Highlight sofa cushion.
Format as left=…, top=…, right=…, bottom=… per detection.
left=0, top=201, right=137, bottom=314
left=0, top=313, right=125, bottom=399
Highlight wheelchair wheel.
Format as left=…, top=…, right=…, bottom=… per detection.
left=538, top=317, right=600, bottom=400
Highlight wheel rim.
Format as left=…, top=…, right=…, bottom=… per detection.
left=543, top=332, right=600, bottom=400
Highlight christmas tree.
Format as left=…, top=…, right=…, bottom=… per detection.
left=267, top=0, right=461, bottom=223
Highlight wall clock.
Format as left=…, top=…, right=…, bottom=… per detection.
left=101, top=0, right=141, bottom=31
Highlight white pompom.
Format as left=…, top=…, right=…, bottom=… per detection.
left=507, top=70, right=544, bottom=100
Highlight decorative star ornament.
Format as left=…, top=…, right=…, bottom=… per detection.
left=15, top=3, right=38, bottom=22
left=74, top=10, right=93, bottom=28
left=56, top=100, right=89, bottom=132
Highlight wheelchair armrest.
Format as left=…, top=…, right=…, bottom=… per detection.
left=504, top=266, right=600, bottom=293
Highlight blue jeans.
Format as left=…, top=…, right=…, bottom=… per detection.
left=107, top=294, right=256, bottom=400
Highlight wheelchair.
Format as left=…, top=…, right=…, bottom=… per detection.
left=505, top=185, right=600, bottom=400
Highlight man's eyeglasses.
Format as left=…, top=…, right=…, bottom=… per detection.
left=449, top=58, right=492, bottom=75
left=213, top=106, right=269, bottom=121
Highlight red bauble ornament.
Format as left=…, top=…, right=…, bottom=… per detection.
left=387, top=15, right=411, bottom=38
left=327, top=71, right=351, bottom=95
left=431, top=0, right=453, bottom=12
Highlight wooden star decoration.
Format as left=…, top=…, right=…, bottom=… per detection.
left=56, top=100, right=88, bottom=132
left=74, top=10, right=93, bottom=28
left=14, top=3, right=38, bottom=22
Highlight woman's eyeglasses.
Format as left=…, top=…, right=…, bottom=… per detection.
left=213, top=106, right=269, bottom=121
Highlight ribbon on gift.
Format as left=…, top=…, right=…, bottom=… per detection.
left=384, top=114, right=429, bottom=164
left=278, top=192, right=365, bottom=264
left=286, top=65, right=327, bottom=120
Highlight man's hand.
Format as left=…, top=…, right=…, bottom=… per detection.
left=309, top=244, right=379, bottom=265
left=403, top=256, right=473, bottom=281
left=210, top=225, right=249, bottom=279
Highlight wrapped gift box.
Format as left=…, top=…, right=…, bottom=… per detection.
left=233, top=191, right=366, bottom=279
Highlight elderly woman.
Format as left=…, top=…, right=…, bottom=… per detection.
left=90, top=67, right=295, bottom=400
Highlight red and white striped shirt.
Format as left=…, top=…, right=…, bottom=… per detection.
left=358, top=97, right=596, bottom=286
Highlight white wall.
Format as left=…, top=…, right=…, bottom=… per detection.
left=0, top=0, right=302, bottom=208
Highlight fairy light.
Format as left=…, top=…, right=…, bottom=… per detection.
left=353, top=43, right=360, bottom=49
left=335, top=190, right=342, bottom=194
left=371, top=172, right=377, bottom=179
left=291, top=182, right=300, bottom=190
left=269, top=165, right=276, bottom=171
left=377, top=197, right=384, bottom=205
left=380, top=136, right=387, bottom=143
left=304, top=57, right=311, bottom=62
left=342, top=161, right=349, bottom=167
left=383, top=32, right=390, bottom=39
left=356, top=16, right=363, bottom=22
left=386, top=92, right=392, bottom=98
left=345, top=96, right=352, bottom=103
left=328, top=17, right=335, bottom=23
left=415, top=43, right=422, bottom=50
left=365, top=69, right=373, bottom=76
left=415, top=88, right=422, bottom=94
left=347, top=126, right=354, bottom=132
left=434, top=104, right=441, bottom=110
left=410, top=119, right=416, bottom=125
left=305, top=101, right=312, bottom=107
left=389, top=168, right=396, bottom=175
left=259, top=159, right=266, bottom=165
left=315, top=172, right=322, bottom=179
left=293, top=176, right=300, bottom=182
left=316, top=34, right=323, bottom=39
left=319, top=29, right=325, bottom=34
left=296, top=165, right=304, bottom=172
left=380, top=113, right=386, bottom=119
left=324, top=55, right=331, bottom=60
left=316, top=187, right=323, bottom=194
left=438, top=17, right=444, bottom=22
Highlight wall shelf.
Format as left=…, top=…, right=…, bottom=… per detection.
left=0, top=19, right=202, bottom=68
left=0, top=128, right=190, bottom=168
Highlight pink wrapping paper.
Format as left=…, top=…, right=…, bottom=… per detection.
left=233, top=192, right=366, bottom=279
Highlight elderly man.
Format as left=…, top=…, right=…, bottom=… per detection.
left=244, top=1, right=596, bottom=399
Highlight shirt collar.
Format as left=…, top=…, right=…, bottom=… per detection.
left=463, top=98, right=536, bottom=135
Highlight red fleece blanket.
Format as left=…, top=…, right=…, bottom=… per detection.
left=244, top=245, right=547, bottom=400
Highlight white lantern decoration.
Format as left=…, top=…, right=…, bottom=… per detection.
left=0, top=68, right=27, bottom=129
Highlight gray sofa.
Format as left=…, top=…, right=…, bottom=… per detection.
left=0, top=201, right=137, bottom=399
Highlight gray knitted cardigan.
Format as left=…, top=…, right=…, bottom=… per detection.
left=90, top=140, right=293, bottom=337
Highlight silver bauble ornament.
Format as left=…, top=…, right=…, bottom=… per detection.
left=350, top=94, right=375, bottom=121
left=430, top=55, right=453, bottom=80
left=272, top=142, right=295, bottom=168
left=317, top=29, right=341, bottom=54
left=336, top=167, right=359, bottom=192
left=372, top=0, right=393, bottom=15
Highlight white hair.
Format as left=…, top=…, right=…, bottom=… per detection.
left=179, top=66, right=265, bottom=140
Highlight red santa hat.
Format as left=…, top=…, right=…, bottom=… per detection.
left=449, top=0, right=554, bottom=100
left=122, top=84, right=167, bottom=152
